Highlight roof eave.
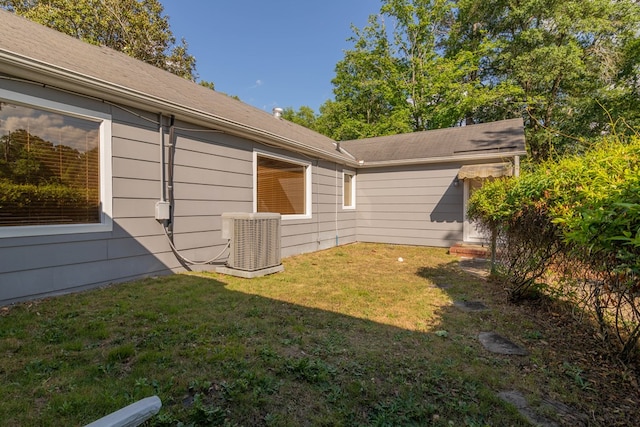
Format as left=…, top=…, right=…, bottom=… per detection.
left=0, top=51, right=359, bottom=167
left=354, top=150, right=527, bottom=168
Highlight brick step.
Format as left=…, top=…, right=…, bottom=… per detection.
left=449, top=243, right=490, bottom=258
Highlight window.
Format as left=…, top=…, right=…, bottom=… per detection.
left=255, top=153, right=311, bottom=219
left=343, top=171, right=355, bottom=209
left=0, top=89, right=112, bottom=237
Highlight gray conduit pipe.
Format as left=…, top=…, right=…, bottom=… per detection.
left=162, top=115, right=229, bottom=266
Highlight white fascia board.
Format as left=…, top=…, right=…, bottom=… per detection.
left=354, top=151, right=528, bottom=168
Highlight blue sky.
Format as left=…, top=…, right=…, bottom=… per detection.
left=161, top=1, right=381, bottom=113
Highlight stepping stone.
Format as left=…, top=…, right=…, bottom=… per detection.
left=454, top=301, right=488, bottom=311
left=478, top=332, right=529, bottom=355
left=498, top=390, right=588, bottom=426
left=459, top=259, right=491, bottom=278
left=498, top=390, right=558, bottom=427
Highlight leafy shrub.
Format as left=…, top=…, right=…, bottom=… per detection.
left=468, top=136, right=640, bottom=360
left=468, top=174, right=563, bottom=300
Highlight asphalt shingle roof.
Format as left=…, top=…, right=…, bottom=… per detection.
left=339, top=118, right=526, bottom=164
left=0, top=10, right=526, bottom=167
left=0, top=10, right=349, bottom=162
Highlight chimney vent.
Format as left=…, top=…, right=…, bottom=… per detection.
left=272, top=107, right=283, bottom=119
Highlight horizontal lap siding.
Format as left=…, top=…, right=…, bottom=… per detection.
left=143, top=129, right=253, bottom=266
left=0, top=84, right=253, bottom=304
left=0, top=82, right=353, bottom=305
left=280, top=160, right=356, bottom=257
left=0, top=104, right=179, bottom=304
left=355, top=164, right=464, bottom=247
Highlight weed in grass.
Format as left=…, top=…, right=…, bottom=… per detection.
left=107, top=344, right=135, bottom=363
left=523, top=330, right=544, bottom=340
left=187, top=393, right=227, bottom=425
left=284, top=357, right=336, bottom=384
left=562, top=361, right=593, bottom=391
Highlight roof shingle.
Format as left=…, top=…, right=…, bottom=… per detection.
left=0, top=10, right=526, bottom=167
left=339, top=118, right=526, bottom=164
left=0, top=10, right=348, bottom=162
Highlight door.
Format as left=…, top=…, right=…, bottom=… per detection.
left=463, top=178, right=486, bottom=243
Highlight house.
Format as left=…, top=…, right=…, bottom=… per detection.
left=0, top=10, right=525, bottom=305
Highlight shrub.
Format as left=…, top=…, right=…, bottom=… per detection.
left=468, top=136, right=640, bottom=360
left=468, top=174, right=563, bottom=300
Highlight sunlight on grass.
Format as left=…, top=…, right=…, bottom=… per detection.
left=209, top=244, right=457, bottom=332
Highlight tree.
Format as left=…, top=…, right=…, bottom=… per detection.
left=320, top=0, right=523, bottom=141
left=450, top=0, right=640, bottom=160
left=322, top=0, right=639, bottom=159
left=281, top=106, right=318, bottom=130
left=326, top=15, right=410, bottom=140
left=0, top=0, right=197, bottom=80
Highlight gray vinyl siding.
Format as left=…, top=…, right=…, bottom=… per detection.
left=0, top=80, right=356, bottom=305
left=355, top=164, right=464, bottom=247
left=262, top=155, right=357, bottom=258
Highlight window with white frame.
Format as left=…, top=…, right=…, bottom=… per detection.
left=343, top=170, right=355, bottom=209
left=255, top=152, right=311, bottom=219
left=0, top=90, right=112, bottom=237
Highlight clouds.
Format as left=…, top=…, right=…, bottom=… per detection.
left=248, top=79, right=263, bottom=90
left=0, top=103, right=99, bottom=153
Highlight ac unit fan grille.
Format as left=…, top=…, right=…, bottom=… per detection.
left=224, top=213, right=281, bottom=271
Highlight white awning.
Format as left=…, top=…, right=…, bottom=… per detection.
left=458, top=163, right=513, bottom=179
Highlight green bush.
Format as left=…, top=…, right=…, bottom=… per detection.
left=468, top=136, right=640, bottom=360
left=468, top=174, right=563, bottom=300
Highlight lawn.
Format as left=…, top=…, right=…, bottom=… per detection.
left=0, top=243, right=638, bottom=426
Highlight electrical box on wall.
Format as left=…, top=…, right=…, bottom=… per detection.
left=155, top=201, right=171, bottom=221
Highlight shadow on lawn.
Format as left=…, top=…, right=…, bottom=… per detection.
left=0, top=268, right=530, bottom=427
left=7, top=253, right=638, bottom=426
left=416, top=258, right=640, bottom=427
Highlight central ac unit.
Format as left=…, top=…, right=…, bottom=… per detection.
left=219, top=212, right=283, bottom=276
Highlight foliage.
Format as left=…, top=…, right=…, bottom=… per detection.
left=198, top=80, right=215, bottom=91
left=0, top=0, right=197, bottom=80
left=469, top=135, right=640, bottom=360
left=318, top=0, right=521, bottom=140
left=468, top=174, right=563, bottom=300
left=316, top=0, right=639, bottom=159
left=281, top=105, right=318, bottom=131
left=452, top=0, right=640, bottom=160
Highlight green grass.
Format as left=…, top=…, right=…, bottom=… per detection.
left=0, top=243, right=623, bottom=425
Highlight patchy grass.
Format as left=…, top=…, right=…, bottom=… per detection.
left=0, top=243, right=638, bottom=426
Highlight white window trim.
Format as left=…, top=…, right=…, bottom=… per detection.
left=253, top=150, right=312, bottom=220
left=342, top=170, right=356, bottom=210
left=0, top=88, right=113, bottom=238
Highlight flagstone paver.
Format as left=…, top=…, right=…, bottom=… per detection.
left=478, top=332, right=529, bottom=355
left=453, top=301, right=489, bottom=311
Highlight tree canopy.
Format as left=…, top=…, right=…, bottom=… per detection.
left=295, top=0, right=640, bottom=161
left=0, top=0, right=197, bottom=80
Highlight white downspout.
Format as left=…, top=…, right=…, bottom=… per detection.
left=335, top=164, right=339, bottom=246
